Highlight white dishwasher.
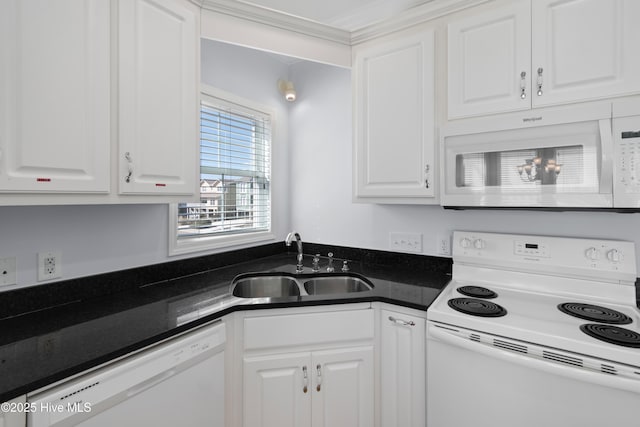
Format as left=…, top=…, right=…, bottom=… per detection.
left=27, top=320, right=225, bottom=427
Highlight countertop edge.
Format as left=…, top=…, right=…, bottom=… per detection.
left=1, top=290, right=436, bottom=404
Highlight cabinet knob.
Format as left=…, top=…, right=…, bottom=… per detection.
left=425, top=164, right=430, bottom=189
left=316, top=364, right=322, bottom=392
left=302, top=365, right=308, bottom=393
left=520, top=71, right=527, bottom=99
left=124, top=152, right=133, bottom=183
left=388, top=316, right=415, bottom=327
left=536, top=67, right=544, bottom=96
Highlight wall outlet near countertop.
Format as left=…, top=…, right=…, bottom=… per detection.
left=389, top=232, right=423, bottom=253
left=38, top=251, right=62, bottom=281
left=0, top=257, right=17, bottom=286
left=437, top=233, right=452, bottom=256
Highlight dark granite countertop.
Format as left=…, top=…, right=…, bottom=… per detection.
left=0, top=251, right=451, bottom=403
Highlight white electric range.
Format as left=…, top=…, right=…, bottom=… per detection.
left=426, top=231, right=640, bottom=427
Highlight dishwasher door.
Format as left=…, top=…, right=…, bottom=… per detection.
left=28, top=321, right=225, bottom=427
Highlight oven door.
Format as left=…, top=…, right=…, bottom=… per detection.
left=440, top=105, right=613, bottom=208
left=426, top=323, right=640, bottom=427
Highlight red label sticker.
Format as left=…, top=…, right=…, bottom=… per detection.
left=37, top=178, right=51, bottom=182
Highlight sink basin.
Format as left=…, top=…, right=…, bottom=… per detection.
left=303, top=276, right=372, bottom=295
left=231, top=272, right=373, bottom=298
left=231, top=275, right=300, bottom=298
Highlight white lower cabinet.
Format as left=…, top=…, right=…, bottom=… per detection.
left=243, top=352, right=311, bottom=427
left=243, top=347, right=374, bottom=427
left=379, top=305, right=426, bottom=427
left=240, top=305, right=375, bottom=427
left=311, top=347, right=373, bottom=427
left=0, top=395, right=26, bottom=427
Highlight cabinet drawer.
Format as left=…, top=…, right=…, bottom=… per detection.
left=244, top=309, right=374, bottom=350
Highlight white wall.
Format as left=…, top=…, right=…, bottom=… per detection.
left=0, top=40, right=292, bottom=289
left=288, top=60, right=640, bottom=266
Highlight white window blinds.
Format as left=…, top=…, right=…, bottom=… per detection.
left=177, top=96, right=271, bottom=239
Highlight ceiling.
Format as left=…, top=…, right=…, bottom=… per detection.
left=232, top=0, right=435, bottom=31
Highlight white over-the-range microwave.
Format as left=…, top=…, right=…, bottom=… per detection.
left=440, top=99, right=640, bottom=209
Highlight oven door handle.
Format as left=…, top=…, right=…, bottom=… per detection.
left=428, top=325, right=640, bottom=394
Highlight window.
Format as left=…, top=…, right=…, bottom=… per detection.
left=170, top=86, right=273, bottom=255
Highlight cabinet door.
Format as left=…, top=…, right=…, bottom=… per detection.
left=380, top=309, right=426, bottom=427
left=447, top=0, right=531, bottom=118
left=0, top=0, right=110, bottom=193
left=532, top=0, right=640, bottom=107
left=243, top=352, right=312, bottom=427
left=311, top=347, right=374, bottom=427
left=353, top=30, right=436, bottom=201
left=118, top=0, right=198, bottom=195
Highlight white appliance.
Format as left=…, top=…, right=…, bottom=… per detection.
left=426, top=231, right=640, bottom=427
left=27, top=321, right=225, bottom=427
left=440, top=100, right=640, bottom=208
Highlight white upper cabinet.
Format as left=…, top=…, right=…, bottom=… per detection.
left=353, top=29, right=436, bottom=203
left=447, top=0, right=531, bottom=118
left=448, top=0, right=640, bottom=119
left=118, top=0, right=198, bottom=195
left=0, top=0, right=110, bottom=193
left=531, top=0, right=640, bottom=108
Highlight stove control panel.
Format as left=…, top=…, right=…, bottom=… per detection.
left=453, top=231, right=637, bottom=284
left=514, top=240, right=549, bottom=257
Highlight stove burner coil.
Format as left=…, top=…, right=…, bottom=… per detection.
left=558, top=303, right=632, bottom=325
left=579, top=324, right=640, bottom=348
left=456, top=286, right=498, bottom=299
left=447, top=298, right=507, bottom=317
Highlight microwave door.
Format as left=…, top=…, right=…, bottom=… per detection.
left=442, top=120, right=613, bottom=208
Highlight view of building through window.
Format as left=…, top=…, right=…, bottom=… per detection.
left=177, top=97, right=271, bottom=239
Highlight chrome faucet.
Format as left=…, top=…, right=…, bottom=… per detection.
left=285, top=232, right=304, bottom=273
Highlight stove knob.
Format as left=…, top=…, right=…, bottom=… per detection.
left=473, top=239, right=486, bottom=249
left=460, top=237, right=472, bottom=248
left=585, top=247, right=600, bottom=261
left=607, top=249, right=622, bottom=263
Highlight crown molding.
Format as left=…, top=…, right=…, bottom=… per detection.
left=201, top=0, right=491, bottom=47
left=201, top=0, right=352, bottom=45
left=350, top=0, right=491, bottom=44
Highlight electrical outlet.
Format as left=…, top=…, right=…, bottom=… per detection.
left=389, top=232, right=423, bottom=253
left=437, top=233, right=452, bottom=256
left=38, top=251, right=62, bottom=281
left=0, top=257, right=17, bottom=286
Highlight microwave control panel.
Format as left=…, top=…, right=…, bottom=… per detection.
left=613, top=116, right=640, bottom=207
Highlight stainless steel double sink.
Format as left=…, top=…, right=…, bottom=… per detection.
left=230, top=272, right=373, bottom=298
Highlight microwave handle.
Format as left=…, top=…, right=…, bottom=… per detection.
left=599, top=118, right=613, bottom=193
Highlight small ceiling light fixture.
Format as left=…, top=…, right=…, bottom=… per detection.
left=278, top=79, right=296, bottom=102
